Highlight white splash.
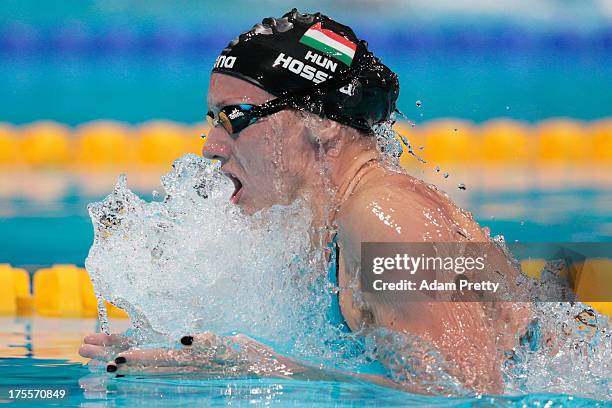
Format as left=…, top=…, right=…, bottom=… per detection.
left=85, top=154, right=340, bottom=358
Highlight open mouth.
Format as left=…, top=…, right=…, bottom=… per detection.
left=225, top=172, right=244, bottom=204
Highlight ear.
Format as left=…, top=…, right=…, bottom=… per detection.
left=316, top=120, right=344, bottom=157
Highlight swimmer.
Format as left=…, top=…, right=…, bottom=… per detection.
left=79, top=9, right=530, bottom=394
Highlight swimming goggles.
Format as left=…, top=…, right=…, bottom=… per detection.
left=206, top=63, right=365, bottom=137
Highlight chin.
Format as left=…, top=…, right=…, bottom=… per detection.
left=238, top=197, right=280, bottom=216
left=235, top=196, right=259, bottom=215
left=240, top=204, right=258, bottom=216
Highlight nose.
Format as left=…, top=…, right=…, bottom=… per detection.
left=202, top=127, right=232, bottom=165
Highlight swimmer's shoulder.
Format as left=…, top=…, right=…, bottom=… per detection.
left=337, top=169, right=436, bottom=244
left=337, top=167, right=487, bottom=245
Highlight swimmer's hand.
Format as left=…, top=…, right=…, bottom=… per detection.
left=79, top=333, right=135, bottom=362
left=79, top=332, right=429, bottom=393
left=96, top=333, right=300, bottom=378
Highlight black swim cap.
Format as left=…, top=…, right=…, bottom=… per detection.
left=211, top=9, right=399, bottom=132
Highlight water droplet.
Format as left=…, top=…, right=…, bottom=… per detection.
left=443, top=172, right=449, bottom=178
left=458, top=183, right=466, bottom=190
left=415, top=100, right=422, bottom=108
left=434, top=166, right=440, bottom=172
left=97, top=295, right=110, bottom=334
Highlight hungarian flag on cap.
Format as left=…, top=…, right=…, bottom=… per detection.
left=299, top=22, right=357, bottom=66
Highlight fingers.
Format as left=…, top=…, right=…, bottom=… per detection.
left=183, top=332, right=240, bottom=362
left=105, top=349, right=173, bottom=374
left=112, top=348, right=185, bottom=366
left=80, top=333, right=132, bottom=362
left=108, top=347, right=206, bottom=372
left=79, top=344, right=115, bottom=361
left=106, top=333, right=241, bottom=375
left=183, top=333, right=276, bottom=364
left=107, top=347, right=228, bottom=376
left=83, top=333, right=131, bottom=347
left=109, top=363, right=227, bottom=377
left=99, top=333, right=275, bottom=377
left=187, top=332, right=257, bottom=352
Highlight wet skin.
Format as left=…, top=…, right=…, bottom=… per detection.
left=80, top=74, right=530, bottom=394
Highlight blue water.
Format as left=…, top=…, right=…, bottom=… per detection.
left=0, top=186, right=610, bottom=405
left=0, top=183, right=609, bottom=406
left=1, top=187, right=610, bottom=267
left=1, top=1, right=612, bottom=125
left=1, top=2, right=610, bottom=405
left=0, top=355, right=606, bottom=406
left=1, top=52, right=611, bottom=125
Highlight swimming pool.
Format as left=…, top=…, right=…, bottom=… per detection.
left=0, top=165, right=610, bottom=405
left=1, top=166, right=610, bottom=266
left=0, top=317, right=605, bottom=407
left=1, top=2, right=611, bottom=403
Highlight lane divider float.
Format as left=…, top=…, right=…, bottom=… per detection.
left=0, top=118, right=609, bottom=168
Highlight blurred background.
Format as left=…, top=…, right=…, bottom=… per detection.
left=0, top=0, right=611, bottom=271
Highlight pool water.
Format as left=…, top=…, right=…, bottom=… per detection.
left=0, top=168, right=610, bottom=266
left=0, top=168, right=610, bottom=405
left=0, top=318, right=605, bottom=407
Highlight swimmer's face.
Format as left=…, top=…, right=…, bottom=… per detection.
left=203, top=73, right=317, bottom=214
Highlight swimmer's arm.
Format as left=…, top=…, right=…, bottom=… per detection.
left=80, top=331, right=345, bottom=379
left=336, top=187, right=504, bottom=393
left=283, top=364, right=426, bottom=394
left=80, top=332, right=408, bottom=388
